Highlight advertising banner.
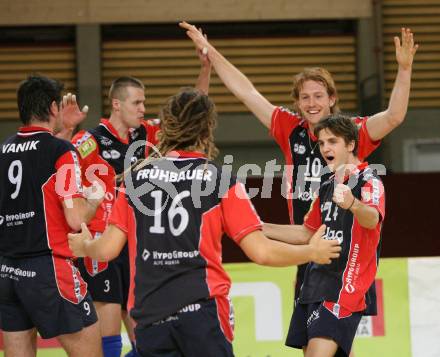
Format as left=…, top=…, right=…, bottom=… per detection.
left=226, top=258, right=411, bottom=357
left=1, top=257, right=437, bottom=357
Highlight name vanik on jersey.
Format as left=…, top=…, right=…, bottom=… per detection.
left=2, top=140, right=39, bottom=153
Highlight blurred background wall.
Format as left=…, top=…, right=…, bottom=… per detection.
left=0, top=0, right=439, bottom=217
left=1, top=0, right=440, bottom=173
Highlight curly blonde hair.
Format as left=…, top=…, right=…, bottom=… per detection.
left=291, top=67, right=340, bottom=114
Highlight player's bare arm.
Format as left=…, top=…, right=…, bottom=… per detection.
left=333, top=183, right=380, bottom=229
left=62, top=181, right=104, bottom=231
left=180, top=21, right=275, bottom=128
left=239, top=225, right=341, bottom=267
left=194, top=28, right=212, bottom=95
left=366, top=27, right=418, bottom=141
left=263, top=222, right=313, bottom=244
left=68, top=223, right=127, bottom=261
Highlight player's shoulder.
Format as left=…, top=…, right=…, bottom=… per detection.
left=275, top=106, right=301, bottom=120
left=40, top=136, right=76, bottom=162
left=359, top=165, right=383, bottom=184
left=0, top=133, right=18, bottom=146
left=351, top=115, right=369, bottom=127
left=48, top=134, right=75, bottom=151
left=72, top=130, right=99, bottom=159
left=72, top=129, right=93, bottom=147
left=142, top=119, right=161, bottom=139
left=272, top=106, right=304, bottom=133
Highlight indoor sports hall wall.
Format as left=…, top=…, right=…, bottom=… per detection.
left=1, top=0, right=440, bottom=173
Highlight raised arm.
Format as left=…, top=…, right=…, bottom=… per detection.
left=180, top=21, right=275, bottom=129
left=68, top=223, right=127, bottom=261
left=239, top=225, right=340, bottom=267
left=263, top=222, right=314, bottom=244
left=366, top=28, right=418, bottom=141
left=194, top=28, right=212, bottom=95
left=56, top=93, right=89, bottom=141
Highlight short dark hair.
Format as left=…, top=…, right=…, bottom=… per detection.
left=108, top=76, right=145, bottom=101
left=314, top=113, right=359, bottom=156
left=17, top=75, right=64, bottom=125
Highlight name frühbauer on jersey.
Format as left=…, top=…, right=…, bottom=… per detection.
left=136, top=166, right=212, bottom=183
left=2, top=140, right=39, bottom=153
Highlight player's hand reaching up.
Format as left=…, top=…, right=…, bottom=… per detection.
left=309, top=225, right=341, bottom=264
left=62, top=92, right=89, bottom=128
left=180, top=21, right=212, bottom=58
left=196, top=28, right=211, bottom=67
left=68, top=222, right=93, bottom=258
left=395, top=27, right=418, bottom=71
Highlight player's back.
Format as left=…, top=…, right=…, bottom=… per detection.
left=0, top=127, right=79, bottom=258
left=124, top=152, right=235, bottom=325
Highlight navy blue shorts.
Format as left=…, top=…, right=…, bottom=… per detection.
left=286, top=301, right=362, bottom=357
left=79, top=244, right=130, bottom=309
left=135, top=297, right=234, bottom=357
left=0, top=254, right=97, bottom=339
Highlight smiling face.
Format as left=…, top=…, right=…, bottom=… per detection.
left=297, top=80, right=335, bottom=128
left=318, top=128, right=355, bottom=173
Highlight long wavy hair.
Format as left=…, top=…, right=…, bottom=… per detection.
left=155, top=87, right=218, bottom=159
left=127, top=87, right=218, bottom=177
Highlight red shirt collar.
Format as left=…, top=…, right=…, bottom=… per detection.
left=166, top=150, right=207, bottom=158
left=18, top=126, right=52, bottom=134
left=302, top=121, right=318, bottom=141
left=341, top=161, right=369, bottom=183
left=100, top=118, right=129, bottom=144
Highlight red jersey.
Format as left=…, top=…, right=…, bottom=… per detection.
left=72, top=119, right=159, bottom=233
left=302, top=162, right=385, bottom=314
left=270, top=107, right=380, bottom=225
left=108, top=151, right=262, bottom=332
left=72, top=119, right=159, bottom=275
left=0, top=126, right=83, bottom=258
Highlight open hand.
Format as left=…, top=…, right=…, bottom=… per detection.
left=180, top=21, right=211, bottom=57
left=197, top=28, right=212, bottom=69
left=61, top=92, right=89, bottom=130
left=395, top=27, right=418, bottom=71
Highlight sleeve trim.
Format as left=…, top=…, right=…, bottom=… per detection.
left=304, top=221, right=319, bottom=232
left=231, top=224, right=263, bottom=243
